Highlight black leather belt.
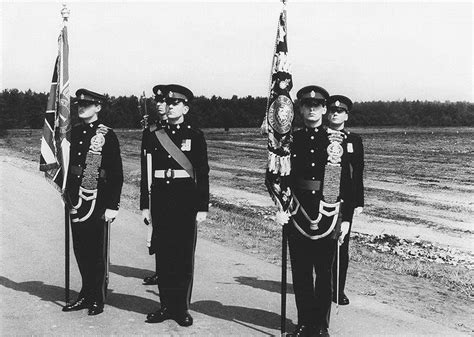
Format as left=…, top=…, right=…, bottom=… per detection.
left=70, top=165, right=106, bottom=179
left=294, top=179, right=321, bottom=191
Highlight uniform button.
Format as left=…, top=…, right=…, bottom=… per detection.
left=83, top=130, right=87, bottom=134
left=310, top=149, right=314, bottom=153
left=77, top=175, right=80, bottom=178
left=168, top=155, right=171, bottom=159
left=187, top=125, right=191, bottom=129
left=154, top=148, right=157, bottom=151
left=172, top=131, right=176, bottom=134
left=312, top=191, right=316, bottom=194
left=176, top=125, right=180, bottom=129
left=310, top=136, right=314, bottom=140
left=78, top=152, right=81, bottom=156
left=312, top=177, right=315, bottom=180
left=293, top=154, right=296, bottom=158
left=311, top=163, right=315, bottom=167
left=79, top=141, right=83, bottom=145
left=166, top=180, right=170, bottom=184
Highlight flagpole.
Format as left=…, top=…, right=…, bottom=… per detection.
left=60, top=3, right=71, bottom=305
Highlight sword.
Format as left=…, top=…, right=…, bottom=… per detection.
left=336, top=238, right=340, bottom=314
left=146, top=153, right=153, bottom=247
left=104, top=218, right=111, bottom=300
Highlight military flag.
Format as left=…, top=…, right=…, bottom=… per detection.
left=39, top=6, right=72, bottom=304
left=263, top=1, right=294, bottom=212
left=40, top=22, right=70, bottom=192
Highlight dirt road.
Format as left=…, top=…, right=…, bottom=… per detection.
left=0, top=158, right=468, bottom=336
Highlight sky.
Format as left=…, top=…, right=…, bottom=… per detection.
left=1, top=1, right=473, bottom=102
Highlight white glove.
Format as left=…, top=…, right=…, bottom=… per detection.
left=275, top=210, right=290, bottom=226
left=142, top=209, right=151, bottom=225
left=196, top=211, right=208, bottom=223
left=354, top=207, right=363, bottom=216
left=104, top=209, right=118, bottom=223
left=338, top=221, right=350, bottom=245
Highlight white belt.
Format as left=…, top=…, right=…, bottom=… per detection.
left=154, top=169, right=190, bottom=179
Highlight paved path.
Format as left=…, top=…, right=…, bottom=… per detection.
left=0, top=160, right=467, bottom=336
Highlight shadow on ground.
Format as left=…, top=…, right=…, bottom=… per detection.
left=233, top=276, right=294, bottom=295
left=191, top=300, right=294, bottom=333
left=110, top=264, right=153, bottom=280
left=0, top=275, right=158, bottom=315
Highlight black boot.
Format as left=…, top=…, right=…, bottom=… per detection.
left=62, top=296, right=89, bottom=312
left=146, top=307, right=173, bottom=323
left=88, top=301, right=104, bottom=315
left=143, top=273, right=159, bottom=285
left=175, top=310, right=193, bottom=327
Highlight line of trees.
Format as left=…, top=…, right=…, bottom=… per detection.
left=1, top=89, right=473, bottom=130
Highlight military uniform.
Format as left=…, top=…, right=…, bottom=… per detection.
left=64, top=89, right=123, bottom=315
left=286, top=86, right=354, bottom=336
left=328, top=95, right=365, bottom=304
left=140, top=85, right=209, bottom=326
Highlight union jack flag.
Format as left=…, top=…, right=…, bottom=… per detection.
left=39, top=25, right=70, bottom=192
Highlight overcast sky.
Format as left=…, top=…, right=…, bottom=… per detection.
left=1, top=1, right=472, bottom=102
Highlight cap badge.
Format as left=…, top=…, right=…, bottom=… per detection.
left=80, top=94, right=85, bottom=99
left=168, top=91, right=173, bottom=97
left=310, top=91, right=316, bottom=98
left=157, top=90, right=162, bottom=95
left=335, top=100, right=340, bottom=107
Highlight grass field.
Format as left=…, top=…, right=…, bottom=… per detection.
left=1, top=126, right=473, bottom=333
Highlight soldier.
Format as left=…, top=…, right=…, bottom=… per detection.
left=327, top=95, right=364, bottom=306
left=141, top=84, right=168, bottom=286
left=140, top=84, right=209, bottom=327
left=276, top=85, right=344, bottom=337
left=62, top=88, right=123, bottom=315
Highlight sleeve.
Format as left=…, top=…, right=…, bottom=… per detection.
left=104, top=130, right=123, bottom=210
left=194, top=131, right=210, bottom=211
left=352, top=134, right=365, bottom=207
left=140, top=130, right=150, bottom=210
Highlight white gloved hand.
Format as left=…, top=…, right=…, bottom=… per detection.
left=104, top=209, right=118, bottom=223
left=196, top=211, right=208, bottom=223
left=338, top=221, right=350, bottom=245
left=142, top=209, right=151, bottom=225
left=275, top=210, right=290, bottom=226
left=354, top=207, right=363, bottom=216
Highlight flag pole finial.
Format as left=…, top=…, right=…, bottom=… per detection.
left=61, top=4, right=70, bottom=22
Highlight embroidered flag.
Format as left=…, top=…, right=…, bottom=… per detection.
left=40, top=25, right=71, bottom=192
left=263, top=2, right=294, bottom=211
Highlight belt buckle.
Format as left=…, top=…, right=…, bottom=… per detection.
left=165, top=169, right=174, bottom=179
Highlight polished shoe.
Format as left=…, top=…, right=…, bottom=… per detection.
left=332, top=293, right=350, bottom=305
left=175, top=311, right=193, bottom=327
left=88, top=302, right=104, bottom=316
left=146, top=307, right=172, bottom=323
left=62, top=297, right=89, bottom=312
left=289, top=324, right=311, bottom=337
left=318, top=327, right=330, bottom=337
left=143, top=273, right=159, bottom=285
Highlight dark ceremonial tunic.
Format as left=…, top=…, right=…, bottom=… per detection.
left=332, top=130, right=364, bottom=296
left=288, top=126, right=350, bottom=329
left=140, top=121, right=209, bottom=314
left=66, top=120, right=123, bottom=303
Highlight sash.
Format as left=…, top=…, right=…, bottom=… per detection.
left=154, top=129, right=195, bottom=179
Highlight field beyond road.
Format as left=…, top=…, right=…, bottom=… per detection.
left=0, top=126, right=473, bottom=334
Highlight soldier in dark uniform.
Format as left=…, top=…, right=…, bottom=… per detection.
left=62, top=89, right=123, bottom=316
left=141, top=84, right=169, bottom=286
left=140, top=84, right=209, bottom=327
left=276, top=85, right=348, bottom=337
left=327, top=95, right=364, bottom=306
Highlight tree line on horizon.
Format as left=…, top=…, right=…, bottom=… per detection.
left=1, top=88, right=473, bottom=131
